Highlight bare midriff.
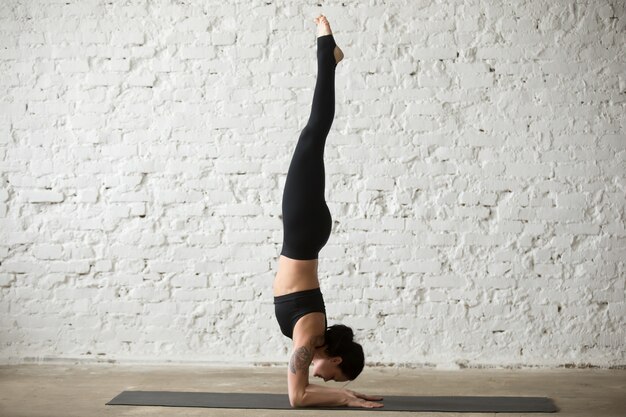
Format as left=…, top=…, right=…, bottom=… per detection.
left=273, top=255, right=321, bottom=297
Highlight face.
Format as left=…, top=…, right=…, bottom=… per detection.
left=312, top=356, right=348, bottom=382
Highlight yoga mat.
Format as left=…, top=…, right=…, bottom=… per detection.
left=107, top=391, right=558, bottom=412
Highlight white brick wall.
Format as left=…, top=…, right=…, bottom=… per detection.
left=0, top=0, right=624, bottom=369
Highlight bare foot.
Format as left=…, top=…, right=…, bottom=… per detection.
left=314, top=14, right=344, bottom=65
left=314, top=14, right=332, bottom=37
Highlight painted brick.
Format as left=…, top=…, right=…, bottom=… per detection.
left=0, top=0, right=623, bottom=370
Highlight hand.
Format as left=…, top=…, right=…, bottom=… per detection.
left=344, top=389, right=384, bottom=408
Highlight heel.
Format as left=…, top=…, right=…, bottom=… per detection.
left=333, top=46, right=344, bottom=65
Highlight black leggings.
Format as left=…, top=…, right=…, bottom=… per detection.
left=280, top=34, right=337, bottom=260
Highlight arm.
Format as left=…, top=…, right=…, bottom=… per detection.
left=287, top=338, right=383, bottom=408
left=304, top=384, right=384, bottom=408
left=288, top=338, right=344, bottom=407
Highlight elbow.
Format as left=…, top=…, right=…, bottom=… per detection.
left=289, top=392, right=306, bottom=408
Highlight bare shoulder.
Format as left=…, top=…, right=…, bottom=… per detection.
left=293, top=312, right=326, bottom=341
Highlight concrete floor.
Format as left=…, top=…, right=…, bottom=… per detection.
left=0, top=364, right=624, bottom=417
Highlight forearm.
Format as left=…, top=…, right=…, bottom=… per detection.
left=298, top=385, right=348, bottom=407
left=306, top=383, right=339, bottom=391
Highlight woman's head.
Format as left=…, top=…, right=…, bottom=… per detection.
left=312, top=324, right=364, bottom=382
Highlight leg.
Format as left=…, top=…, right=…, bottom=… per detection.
left=280, top=34, right=338, bottom=260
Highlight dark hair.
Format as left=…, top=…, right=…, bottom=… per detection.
left=324, top=324, right=364, bottom=380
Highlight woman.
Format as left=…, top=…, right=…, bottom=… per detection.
left=273, top=15, right=384, bottom=409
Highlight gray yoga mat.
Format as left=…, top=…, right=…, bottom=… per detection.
left=106, top=391, right=558, bottom=412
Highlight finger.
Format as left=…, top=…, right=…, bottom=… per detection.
left=365, top=396, right=383, bottom=401
left=356, top=393, right=384, bottom=401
